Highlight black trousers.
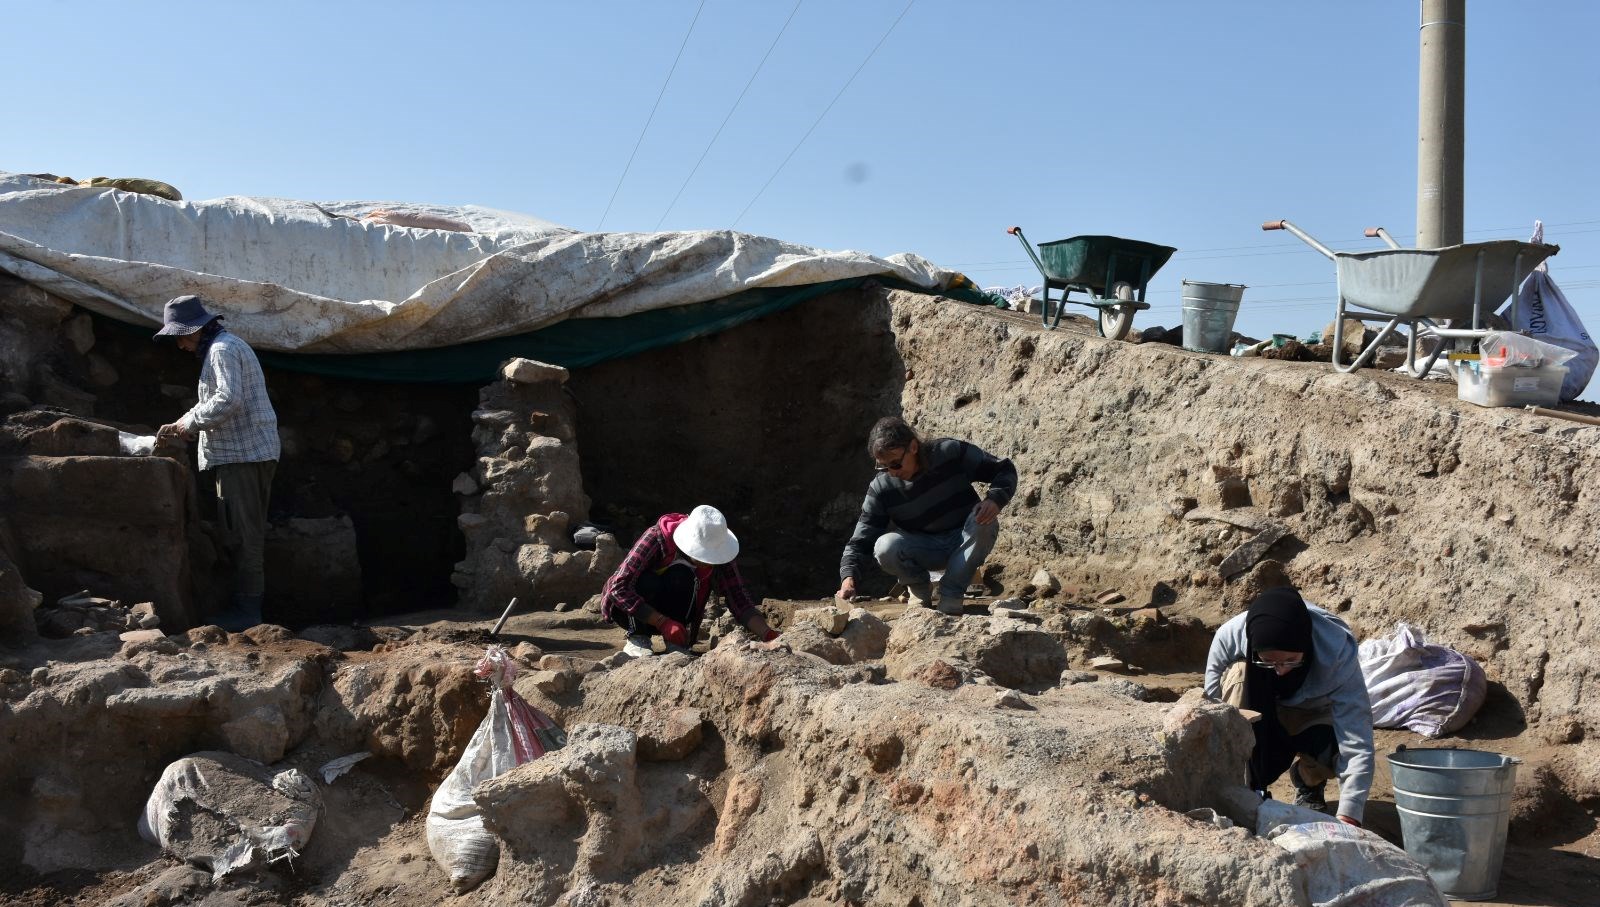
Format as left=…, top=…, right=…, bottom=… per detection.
left=1249, top=713, right=1337, bottom=793
left=610, top=562, right=699, bottom=641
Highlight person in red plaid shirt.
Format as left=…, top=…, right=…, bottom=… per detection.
left=601, top=505, right=779, bottom=657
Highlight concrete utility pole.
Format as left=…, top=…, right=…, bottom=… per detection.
left=1416, top=0, right=1465, bottom=249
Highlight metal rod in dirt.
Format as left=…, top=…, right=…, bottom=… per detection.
left=491, top=597, right=520, bottom=636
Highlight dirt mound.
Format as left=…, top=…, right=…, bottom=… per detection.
left=883, top=290, right=1600, bottom=803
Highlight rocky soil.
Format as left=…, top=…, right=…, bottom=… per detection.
left=2, top=282, right=1598, bottom=905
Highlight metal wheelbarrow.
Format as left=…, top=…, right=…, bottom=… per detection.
left=1262, top=219, right=1559, bottom=376
left=1006, top=226, right=1176, bottom=340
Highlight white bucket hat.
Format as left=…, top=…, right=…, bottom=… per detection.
left=672, top=505, right=740, bottom=565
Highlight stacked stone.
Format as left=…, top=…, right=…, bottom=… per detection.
left=450, top=359, right=622, bottom=612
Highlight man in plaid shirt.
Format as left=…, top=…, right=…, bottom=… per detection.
left=155, top=295, right=280, bottom=631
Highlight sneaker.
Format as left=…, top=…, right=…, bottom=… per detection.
left=1292, top=764, right=1331, bottom=812
left=1292, top=784, right=1328, bottom=813
left=936, top=593, right=964, bottom=616
left=622, top=635, right=654, bottom=658
left=906, top=583, right=934, bottom=608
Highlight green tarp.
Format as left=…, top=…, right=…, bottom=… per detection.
left=251, top=279, right=995, bottom=383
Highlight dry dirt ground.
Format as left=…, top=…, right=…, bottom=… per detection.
left=5, top=598, right=1596, bottom=906
left=5, top=286, right=1600, bottom=905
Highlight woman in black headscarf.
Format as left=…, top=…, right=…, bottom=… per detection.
left=1204, top=587, right=1374, bottom=826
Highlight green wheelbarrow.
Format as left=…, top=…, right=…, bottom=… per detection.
left=1006, top=226, right=1176, bottom=340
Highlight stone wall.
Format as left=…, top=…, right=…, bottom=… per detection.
left=451, top=359, right=621, bottom=612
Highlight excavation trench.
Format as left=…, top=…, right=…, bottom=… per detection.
left=3, top=281, right=1600, bottom=905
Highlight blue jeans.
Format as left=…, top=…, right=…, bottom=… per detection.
left=872, top=510, right=1000, bottom=600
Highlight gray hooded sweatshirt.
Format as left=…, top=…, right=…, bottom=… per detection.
left=1203, top=603, right=1375, bottom=822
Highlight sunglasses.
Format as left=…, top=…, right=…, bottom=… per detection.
left=874, top=451, right=907, bottom=472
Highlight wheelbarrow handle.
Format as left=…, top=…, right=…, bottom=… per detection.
left=1363, top=226, right=1402, bottom=250
left=1261, top=219, right=1335, bottom=259
left=1006, top=226, right=1049, bottom=281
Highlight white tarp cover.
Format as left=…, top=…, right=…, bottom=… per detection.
left=0, top=172, right=953, bottom=354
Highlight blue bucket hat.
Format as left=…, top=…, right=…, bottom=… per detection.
left=153, top=295, right=219, bottom=339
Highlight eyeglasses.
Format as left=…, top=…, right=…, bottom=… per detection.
left=1252, top=657, right=1305, bottom=671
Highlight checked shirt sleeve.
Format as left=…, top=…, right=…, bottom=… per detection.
left=601, top=526, right=667, bottom=620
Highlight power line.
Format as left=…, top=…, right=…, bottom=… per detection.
left=655, top=0, right=804, bottom=231
left=729, top=0, right=915, bottom=230
left=597, top=0, right=708, bottom=231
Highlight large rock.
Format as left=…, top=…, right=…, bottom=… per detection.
left=883, top=608, right=1068, bottom=692
left=777, top=622, right=852, bottom=666
left=314, top=641, right=489, bottom=774
left=475, top=724, right=647, bottom=903
left=0, top=454, right=198, bottom=629
left=839, top=607, right=890, bottom=662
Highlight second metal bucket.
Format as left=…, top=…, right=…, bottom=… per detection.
left=1387, top=747, right=1519, bottom=900
left=1180, top=281, right=1246, bottom=353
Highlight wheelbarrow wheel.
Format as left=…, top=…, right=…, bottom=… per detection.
left=1097, top=282, right=1136, bottom=341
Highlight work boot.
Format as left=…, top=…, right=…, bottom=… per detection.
left=623, top=635, right=654, bottom=658
left=906, top=583, right=934, bottom=608
left=215, top=594, right=263, bottom=633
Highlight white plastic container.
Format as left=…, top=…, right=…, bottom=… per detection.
left=1456, top=362, right=1567, bottom=408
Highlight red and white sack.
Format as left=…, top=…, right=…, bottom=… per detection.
left=425, top=646, right=567, bottom=892
left=1359, top=623, right=1487, bottom=738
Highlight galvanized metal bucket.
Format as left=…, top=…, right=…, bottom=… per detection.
left=1180, top=281, right=1246, bottom=353
left=1387, top=747, right=1520, bottom=900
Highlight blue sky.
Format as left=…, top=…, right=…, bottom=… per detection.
left=5, top=1, right=1598, bottom=393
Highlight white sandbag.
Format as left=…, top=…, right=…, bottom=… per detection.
left=1359, top=624, right=1486, bottom=738
left=426, top=646, right=566, bottom=892
left=1268, top=820, right=1447, bottom=907
left=138, top=751, right=322, bottom=880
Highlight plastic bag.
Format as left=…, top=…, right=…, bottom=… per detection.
left=425, top=646, right=567, bottom=892
left=1498, top=221, right=1598, bottom=400
left=1267, top=820, right=1447, bottom=907
left=1358, top=624, right=1486, bottom=738
left=1477, top=331, right=1578, bottom=369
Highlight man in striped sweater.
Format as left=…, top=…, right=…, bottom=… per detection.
left=835, top=416, right=1018, bottom=615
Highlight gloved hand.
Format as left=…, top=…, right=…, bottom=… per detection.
left=659, top=618, right=690, bottom=648
left=761, top=629, right=780, bottom=643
